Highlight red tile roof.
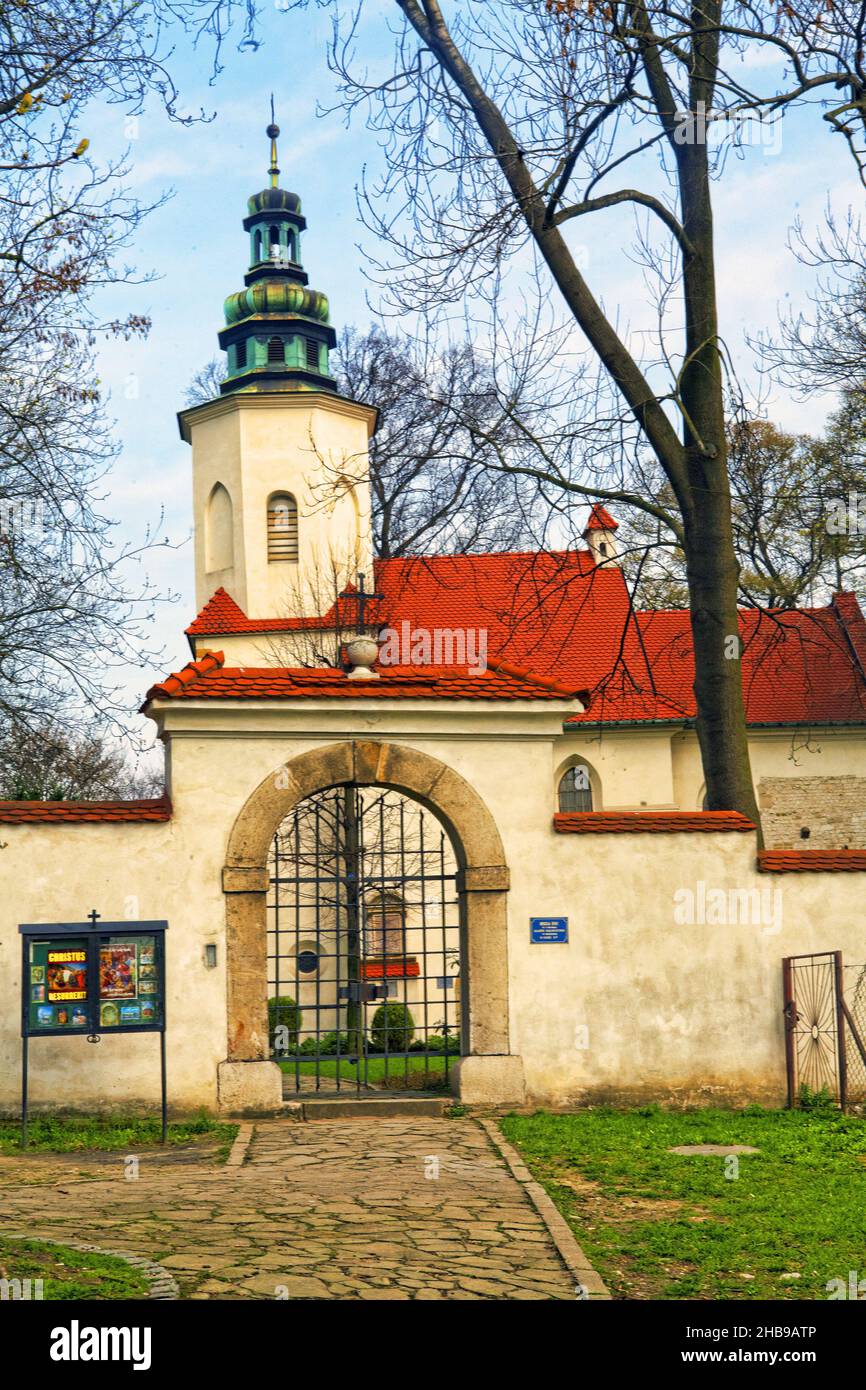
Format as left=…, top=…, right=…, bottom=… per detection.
left=187, top=589, right=341, bottom=636
left=360, top=960, right=421, bottom=979
left=143, top=650, right=580, bottom=705
left=183, top=555, right=866, bottom=728
left=758, top=849, right=866, bottom=872
left=0, top=796, right=172, bottom=824
left=584, top=503, right=619, bottom=531
left=146, top=649, right=224, bottom=700
left=554, top=811, right=756, bottom=833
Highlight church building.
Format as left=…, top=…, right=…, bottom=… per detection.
left=2, top=121, right=866, bottom=1116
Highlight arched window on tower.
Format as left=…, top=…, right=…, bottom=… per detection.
left=267, top=336, right=285, bottom=365
left=234, top=339, right=246, bottom=371
left=269, top=225, right=281, bottom=259
left=267, top=492, right=298, bottom=562
left=304, top=338, right=319, bottom=370
left=205, top=482, right=234, bottom=574
left=558, top=765, right=594, bottom=813
left=253, top=229, right=262, bottom=262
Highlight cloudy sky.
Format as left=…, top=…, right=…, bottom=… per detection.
left=81, top=3, right=862, bottom=732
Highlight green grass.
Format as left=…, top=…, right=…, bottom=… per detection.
left=278, top=1053, right=450, bottom=1087
left=0, top=1236, right=150, bottom=1300
left=500, top=1106, right=866, bottom=1300
left=0, top=1111, right=238, bottom=1156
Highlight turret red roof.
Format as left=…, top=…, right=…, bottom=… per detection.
left=584, top=503, right=619, bottom=532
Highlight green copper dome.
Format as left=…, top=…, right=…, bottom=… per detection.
left=247, top=187, right=301, bottom=216
left=217, top=106, right=337, bottom=396
left=223, top=280, right=330, bottom=327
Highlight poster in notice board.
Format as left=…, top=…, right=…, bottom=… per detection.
left=98, top=934, right=163, bottom=1029
left=21, top=923, right=167, bottom=1036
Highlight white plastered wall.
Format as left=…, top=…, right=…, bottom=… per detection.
left=1, top=699, right=864, bottom=1113
left=184, top=392, right=375, bottom=621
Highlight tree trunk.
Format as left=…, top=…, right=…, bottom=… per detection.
left=397, top=0, right=763, bottom=834
left=677, top=102, right=762, bottom=835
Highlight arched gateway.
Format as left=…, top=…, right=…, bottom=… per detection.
left=219, top=740, right=524, bottom=1110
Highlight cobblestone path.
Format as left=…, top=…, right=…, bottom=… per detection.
left=0, top=1117, right=576, bottom=1300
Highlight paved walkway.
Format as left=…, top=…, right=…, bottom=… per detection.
left=0, top=1117, right=576, bottom=1300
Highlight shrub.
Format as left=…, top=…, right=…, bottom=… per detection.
left=319, top=1031, right=352, bottom=1055
left=268, top=996, right=302, bottom=1053
left=798, top=1082, right=835, bottom=1111
left=409, top=1032, right=460, bottom=1054
left=370, top=1002, right=415, bottom=1053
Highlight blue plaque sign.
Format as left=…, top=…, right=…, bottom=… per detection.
left=530, top=916, right=569, bottom=943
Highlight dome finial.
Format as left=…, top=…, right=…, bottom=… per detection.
left=266, top=94, right=280, bottom=189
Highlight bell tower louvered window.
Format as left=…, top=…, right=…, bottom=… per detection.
left=267, top=493, right=298, bottom=562
left=305, top=338, right=319, bottom=370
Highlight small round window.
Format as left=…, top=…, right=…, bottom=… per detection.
left=296, top=949, right=319, bottom=975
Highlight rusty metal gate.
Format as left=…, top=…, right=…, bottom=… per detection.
left=783, top=951, right=866, bottom=1109
left=267, top=784, right=464, bottom=1096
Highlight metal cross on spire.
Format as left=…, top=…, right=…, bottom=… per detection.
left=266, top=93, right=280, bottom=188
left=339, top=572, right=384, bottom=632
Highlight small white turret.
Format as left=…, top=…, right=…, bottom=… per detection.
left=582, top=503, right=619, bottom=566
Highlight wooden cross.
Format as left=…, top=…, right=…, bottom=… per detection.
left=87, top=909, right=101, bottom=925
left=339, top=572, right=383, bottom=631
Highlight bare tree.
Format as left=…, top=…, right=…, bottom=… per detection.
left=0, top=2, right=212, bottom=737
left=230, top=0, right=866, bottom=831
left=184, top=359, right=225, bottom=406
left=337, top=325, right=550, bottom=556
left=621, top=412, right=866, bottom=608
left=0, top=721, right=164, bottom=800
left=188, top=324, right=545, bottom=556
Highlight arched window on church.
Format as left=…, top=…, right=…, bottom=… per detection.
left=234, top=339, right=246, bottom=371
left=205, top=482, right=234, bottom=574
left=269, top=225, right=281, bottom=258
left=267, top=336, right=285, bottom=365
left=267, top=492, right=298, bottom=562
left=558, top=765, right=593, bottom=813
left=364, top=891, right=405, bottom=958
left=253, top=229, right=262, bottom=262
left=304, top=338, right=319, bottom=370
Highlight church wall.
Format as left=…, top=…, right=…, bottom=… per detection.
left=758, top=775, right=866, bottom=850
left=511, top=829, right=864, bottom=1107
left=553, top=729, right=676, bottom=808
left=0, top=818, right=227, bottom=1113
left=672, top=727, right=866, bottom=846
left=2, top=714, right=865, bottom=1113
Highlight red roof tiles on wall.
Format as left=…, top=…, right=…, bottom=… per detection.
left=758, top=849, right=866, bottom=872
left=0, top=796, right=172, bottom=824
left=554, top=811, right=756, bottom=833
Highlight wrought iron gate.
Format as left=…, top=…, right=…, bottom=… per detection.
left=267, top=784, right=463, bottom=1096
left=783, top=951, right=866, bottom=1110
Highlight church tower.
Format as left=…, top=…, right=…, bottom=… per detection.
left=179, top=106, right=377, bottom=621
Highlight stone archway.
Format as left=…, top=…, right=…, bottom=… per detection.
left=219, top=740, right=524, bottom=1112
